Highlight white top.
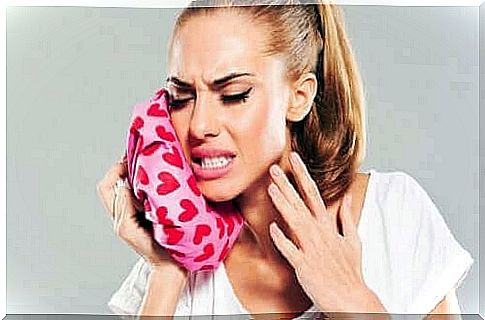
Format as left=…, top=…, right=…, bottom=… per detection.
left=107, top=170, right=474, bottom=317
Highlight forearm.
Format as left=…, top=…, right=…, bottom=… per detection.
left=137, top=264, right=188, bottom=319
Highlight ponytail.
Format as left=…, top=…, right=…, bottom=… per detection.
left=290, top=2, right=366, bottom=205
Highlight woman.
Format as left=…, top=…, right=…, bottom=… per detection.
left=96, top=0, right=474, bottom=318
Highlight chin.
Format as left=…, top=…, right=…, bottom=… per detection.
left=200, top=183, right=240, bottom=203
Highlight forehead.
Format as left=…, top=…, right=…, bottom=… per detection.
left=168, top=11, right=273, bottom=82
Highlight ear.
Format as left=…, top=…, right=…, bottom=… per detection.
left=286, top=72, right=318, bottom=122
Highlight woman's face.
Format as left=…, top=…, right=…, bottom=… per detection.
left=167, top=11, right=293, bottom=202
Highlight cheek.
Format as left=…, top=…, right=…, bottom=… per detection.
left=240, top=102, right=288, bottom=160
left=170, top=112, right=192, bottom=159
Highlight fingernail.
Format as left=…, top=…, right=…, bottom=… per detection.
left=290, top=152, right=300, bottom=166
left=268, top=183, right=278, bottom=196
left=269, top=222, right=278, bottom=234
left=270, top=165, right=281, bottom=177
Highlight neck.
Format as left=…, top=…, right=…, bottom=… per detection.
left=232, top=156, right=295, bottom=264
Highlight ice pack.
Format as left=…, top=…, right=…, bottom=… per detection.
left=125, top=88, right=244, bottom=272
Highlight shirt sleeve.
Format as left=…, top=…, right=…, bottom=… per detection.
left=107, top=257, right=152, bottom=316
left=398, top=173, right=474, bottom=314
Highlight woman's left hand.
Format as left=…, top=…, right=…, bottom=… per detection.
left=267, top=151, right=387, bottom=314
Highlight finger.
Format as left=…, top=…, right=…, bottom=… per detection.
left=288, top=152, right=329, bottom=223
left=97, top=161, right=129, bottom=213
left=105, top=160, right=128, bottom=183
left=269, top=222, right=301, bottom=268
left=340, top=193, right=357, bottom=238
left=268, top=182, right=311, bottom=249
left=123, top=183, right=145, bottom=212
left=118, top=152, right=128, bottom=164
left=326, top=204, right=340, bottom=236
left=269, top=164, right=313, bottom=222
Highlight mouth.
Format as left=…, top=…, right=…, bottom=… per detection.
left=191, top=155, right=237, bottom=180
left=192, top=155, right=237, bottom=170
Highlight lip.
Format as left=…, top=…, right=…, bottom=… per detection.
left=191, top=146, right=236, bottom=159
left=190, top=146, right=237, bottom=180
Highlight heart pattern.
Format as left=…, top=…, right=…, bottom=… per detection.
left=193, top=224, right=211, bottom=245
left=143, top=200, right=152, bottom=213
left=162, top=146, right=184, bottom=170
left=164, top=225, right=184, bottom=245
left=222, top=214, right=235, bottom=236
left=136, top=165, right=149, bottom=185
left=153, top=89, right=165, bottom=101
left=194, top=243, right=215, bottom=262
left=178, top=199, right=199, bottom=222
left=166, top=248, right=186, bottom=258
left=156, top=206, right=172, bottom=225
left=187, top=176, right=201, bottom=196
left=216, top=217, right=225, bottom=239
left=156, top=125, right=176, bottom=142
left=130, top=116, right=144, bottom=132
left=147, top=103, right=168, bottom=117
left=126, top=87, right=244, bottom=272
left=141, top=142, right=165, bottom=156
left=218, top=239, right=230, bottom=262
left=157, top=172, right=180, bottom=195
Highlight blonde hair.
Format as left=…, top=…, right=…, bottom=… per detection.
left=172, top=0, right=366, bottom=205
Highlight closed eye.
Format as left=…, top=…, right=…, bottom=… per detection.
left=169, top=87, right=253, bottom=109
left=221, top=87, right=252, bottom=104
left=169, top=95, right=193, bottom=109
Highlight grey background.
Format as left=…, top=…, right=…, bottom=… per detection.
left=479, top=2, right=484, bottom=318
left=6, top=5, right=479, bottom=315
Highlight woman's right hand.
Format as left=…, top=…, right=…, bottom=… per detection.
left=96, top=153, right=186, bottom=273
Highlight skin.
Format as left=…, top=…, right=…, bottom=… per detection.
left=156, top=9, right=459, bottom=318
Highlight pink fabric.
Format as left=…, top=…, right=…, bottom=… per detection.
left=125, top=88, right=244, bottom=272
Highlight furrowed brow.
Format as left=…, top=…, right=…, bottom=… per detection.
left=166, top=72, right=254, bottom=89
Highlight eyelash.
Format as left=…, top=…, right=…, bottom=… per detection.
left=169, top=87, right=252, bottom=109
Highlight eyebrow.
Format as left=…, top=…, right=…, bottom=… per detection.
left=166, top=72, right=254, bottom=89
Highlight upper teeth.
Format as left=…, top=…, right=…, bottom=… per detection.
left=200, top=156, right=233, bottom=169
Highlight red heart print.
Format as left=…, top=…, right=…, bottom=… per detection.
left=235, top=213, right=244, bottom=224
left=162, top=146, right=184, bottom=170
left=130, top=116, right=144, bottom=132
left=147, top=103, right=168, bottom=117
left=216, top=217, right=225, bottom=239
left=222, top=214, right=235, bottom=236
left=156, top=125, right=176, bottom=142
left=187, top=176, right=201, bottom=196
left=136, top=165, right=149, bottom=185
left=194, top=243, right=215, bottom=262
left=141, top=142, right=166, bottom=156
left=143, top=200, right=152, bottom=212
left=218, top=239, right=230, bottom=262
left=157, top=172, right=180, bottom=195
left=193, top=224, right=211, bottom=245
left=166, top=248, right=186, bottom=258
left=136, top=135, right=144, bottom=151
left=163, top=225, right=184, bottom=245
left=178, top=199, right=199, bottom=222
left=153, top=89, right=165, bottom=101
left=136, top=189, right=146, bottom=201
left=156, top=206, right=172, bottom=224
left=200, top=264, right=214, bottom=271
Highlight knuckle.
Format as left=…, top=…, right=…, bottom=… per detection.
left=115, top=221, right=129, bottom=237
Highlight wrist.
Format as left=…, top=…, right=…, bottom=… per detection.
left=324, top=287, right=389, bottom=320
left=355, top=285, right=388, bottom=314
left=150, top=262, right=188, bottom=283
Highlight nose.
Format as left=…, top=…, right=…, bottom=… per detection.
left=188, top=92, right=220, bottom=142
